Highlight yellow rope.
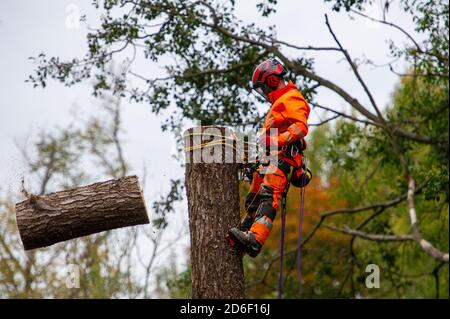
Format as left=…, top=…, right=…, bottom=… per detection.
left=183, top=133, right=256, bottom=165
left=184, top=139, right=239, bottom=152
left=184, top=132, right=258, bottom=149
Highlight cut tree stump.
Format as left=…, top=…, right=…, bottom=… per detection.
left=184, top=126, right=245, bottom=299
left=15, top=175, right=149, bottom=250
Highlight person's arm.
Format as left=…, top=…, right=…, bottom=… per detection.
left=277, top=93, right=310, bottom=147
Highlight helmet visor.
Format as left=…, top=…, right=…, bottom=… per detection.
left=253, top=86, right=270, bottom=102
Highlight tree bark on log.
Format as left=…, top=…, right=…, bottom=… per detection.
left=15, top=175, right=148, bottom=250
left=184, top=126, right=245, bottom=299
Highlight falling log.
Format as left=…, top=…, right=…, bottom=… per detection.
left=15, top=175, right=149, bottom=250
left=184, top=126, right=245, bottom=299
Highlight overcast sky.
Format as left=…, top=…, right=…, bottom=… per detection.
left=0, top=0, right=421, bottom=282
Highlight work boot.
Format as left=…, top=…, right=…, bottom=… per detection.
left=227, top=227, right=262, bottom=257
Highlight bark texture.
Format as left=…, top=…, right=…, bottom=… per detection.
left=15, top=175, right=148, bottom=250
left=184, top=126, right=245, bottom=299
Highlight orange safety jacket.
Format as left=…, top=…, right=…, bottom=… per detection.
left=261, top=81, right=310, bottom=169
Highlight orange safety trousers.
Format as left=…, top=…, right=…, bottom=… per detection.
left=244, top=160, right=297, bottom=246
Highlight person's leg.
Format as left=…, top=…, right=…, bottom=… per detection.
left=228, top=163, right=287, bottom=257
left=239, top=171, right=263, bottom=231
left=249, top=164, right=287, bottom=246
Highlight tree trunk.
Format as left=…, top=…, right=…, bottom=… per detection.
left=184, top=126, right=245, bottom=299
left=15, top=175, right=148, bottom=250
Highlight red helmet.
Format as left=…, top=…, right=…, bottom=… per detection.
left=251, top=58, right=287, bottom=101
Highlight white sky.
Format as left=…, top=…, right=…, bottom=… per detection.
left=0, top=0, right=422, bottom=291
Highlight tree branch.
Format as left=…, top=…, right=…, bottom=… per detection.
left=350, top=9, right=449, bottom=63
left=407, top=177, right=449, bottom=263
left=309, top=114, right=340, bottom=127
left=324, top=14, right=384, bottom=121
left=388, top=64, right=449, bottom=79
left=268, top=38, right=341, bottom=52
left=350, top=9, right=422, bottom=52
left=311, top=102, right=380, bottom=127
left=323, top=224, right=414, bottom=242
left=391, top=127, right=446, bottom=145
left=275, top=50, right=381, bottom=123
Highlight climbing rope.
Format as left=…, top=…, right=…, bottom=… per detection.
left=184, top=138, right=239, bottom=152
left=278, top=167, right=291, bottom=299
left=297, top=173, right=306, bottom=294
left=183, top=132, right=261, bottom=166
left=278, top=157, right=308, bottom=299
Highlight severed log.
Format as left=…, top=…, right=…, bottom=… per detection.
left=15, top=175, right=149, bottom=250
left=184, top=126, right=245, bottom=299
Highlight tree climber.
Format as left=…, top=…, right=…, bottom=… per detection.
left=227, top=58, right=310, bottom=257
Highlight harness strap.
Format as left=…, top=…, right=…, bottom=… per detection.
left=276, top=158, right=293, bottom=177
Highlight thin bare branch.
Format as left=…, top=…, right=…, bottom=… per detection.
left=350, top=9, right=422, bottom=52
left=407, top=177, right=449, bottom=263
left=269, top=38, right=341, bottom=52
left=350, top=9, right=449, bottom=63
left=389, top=64, right=449, bottom=79
left=276, top=51, right=381, bottom=123
left=311, top=102, right=380, bottom=127
left=323, top=224, right=414, bottom=242
left=309, top=114, right=340, bottom=127
left=324, top=14, right=384, bottom=121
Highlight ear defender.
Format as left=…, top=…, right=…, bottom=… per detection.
left=266, top=74, right=281, bottom=88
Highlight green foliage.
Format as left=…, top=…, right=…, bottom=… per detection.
left=256, top=0, right=278, bottom=17
left=319, top=78, right=449, bottom=298
left=388, top=75, right=449, bottom=201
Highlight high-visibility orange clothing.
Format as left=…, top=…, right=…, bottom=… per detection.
left=245, top=81, right=310, bottom=246
left=260, top=81, right=310, bottom=167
